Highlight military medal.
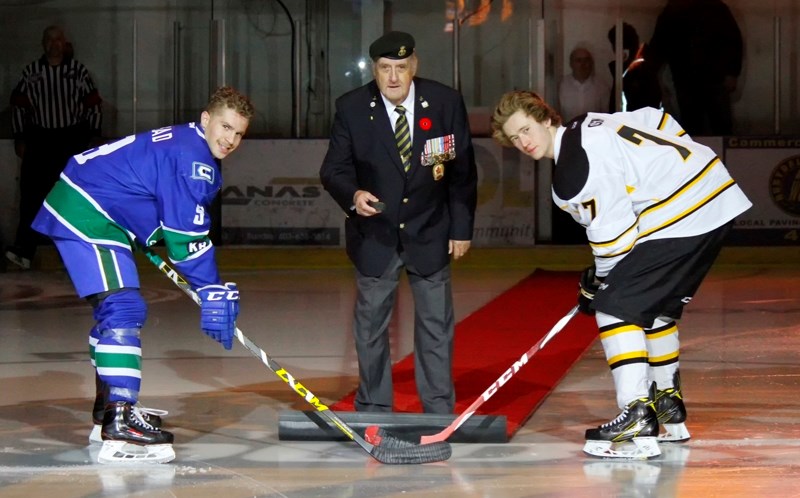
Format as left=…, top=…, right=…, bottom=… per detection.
left=421, top=134, right=456, bottom=166
left=433, top=163, right=444, bottom=180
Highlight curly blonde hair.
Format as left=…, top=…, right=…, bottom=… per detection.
left=491, top=90, right=561, bottom=147
left=206, top=86, right=255, bottom=120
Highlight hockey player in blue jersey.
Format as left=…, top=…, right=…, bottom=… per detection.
left=31, top=86, right=255, bottom=464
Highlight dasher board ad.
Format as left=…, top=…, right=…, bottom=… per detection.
left=220, top=140, right=334, bottom=246
left=724, top=137, right=800, bottom=246
left=220, top=138, right=537, bottom=247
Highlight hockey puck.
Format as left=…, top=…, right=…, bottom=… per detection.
left=368, top=201, right=386, bottom=212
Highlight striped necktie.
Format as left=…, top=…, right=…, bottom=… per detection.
left=394, top=105, right=411, bottom=172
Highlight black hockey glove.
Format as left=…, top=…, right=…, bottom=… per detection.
left=577, top=265, right=602, bottom=315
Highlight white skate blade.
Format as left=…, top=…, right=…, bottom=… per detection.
left=89, top=424, right=102, bottom=444
left=583, top=436, right=661, bottom=460
left=659, top=422, right=691, bottom=442
left=97, top=440, right=175, bottom=464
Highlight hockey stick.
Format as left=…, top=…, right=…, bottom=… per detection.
left=366, top=305, right=579, bottom=445
left=143, top=247, right=451, bottom=464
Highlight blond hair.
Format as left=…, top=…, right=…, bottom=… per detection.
left=491, top=90, right=562, bottom=147
left=206, top=86, right=255, bottom=120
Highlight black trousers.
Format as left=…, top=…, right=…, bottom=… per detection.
left=674, top=78, right=733, bottom=136
left=352, top=251, right=455, bottom=414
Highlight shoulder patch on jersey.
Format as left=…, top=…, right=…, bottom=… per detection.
left=553, top=122, right=590, bottom=200
left=588, top=118, right=604, bottom=127
left=191, top=162, right=215, bottom=184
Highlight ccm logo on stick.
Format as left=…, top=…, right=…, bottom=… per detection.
left=482, top=352, right=529, bottom=399
left=276, top=368, right=329, bottom=410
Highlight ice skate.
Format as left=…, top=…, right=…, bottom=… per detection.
left=584, top=388, right=661, bottom=460
left=90, top=391, right=167, bottom=444
left=97, top=401, right=175, bottom=464
left=655, top=372, right=691, bottom=443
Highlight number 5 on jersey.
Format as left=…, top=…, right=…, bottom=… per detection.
left=193, top=205, right=205, bottom=225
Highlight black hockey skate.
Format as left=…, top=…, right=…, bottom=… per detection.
left=90, top=377, right=166, bottom=444
left=97, top=401, right=175, bottom=464
left=655, top=372, right=691, bottom=442
left=584, top=385, right=661, bottom=459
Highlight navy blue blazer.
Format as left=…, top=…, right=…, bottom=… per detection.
left=320, top=77, right=478, bottom=277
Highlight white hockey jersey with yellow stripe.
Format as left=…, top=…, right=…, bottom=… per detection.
left=552, top=107, right=752, bottom=277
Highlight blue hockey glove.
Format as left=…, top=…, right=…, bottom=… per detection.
left=578, top=266, right=602, bottom=315
left=197, top=282, right=239, bottom=350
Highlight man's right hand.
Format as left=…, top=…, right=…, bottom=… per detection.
left=353, top=190, right=383, bottom=216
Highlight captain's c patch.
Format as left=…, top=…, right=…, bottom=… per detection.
left=191, top=162, right=215, bottom=184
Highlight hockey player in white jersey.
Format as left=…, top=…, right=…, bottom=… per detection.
left=490, top=90, right=751, bottom=459
left=31, top=86, right=254, bottom=464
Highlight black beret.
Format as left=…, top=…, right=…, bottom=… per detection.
left=369, top=31, right=415, bottom=61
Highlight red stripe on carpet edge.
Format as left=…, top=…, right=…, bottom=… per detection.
left=331, top=269, right=598, bottom=439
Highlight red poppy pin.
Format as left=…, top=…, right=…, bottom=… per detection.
left=419, top=117, right=432, bottom=131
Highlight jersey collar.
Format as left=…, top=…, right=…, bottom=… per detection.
left=553, top=125, right=567, bottom=162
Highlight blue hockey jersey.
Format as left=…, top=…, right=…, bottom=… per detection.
left=32, top=122, right=222, bottom=288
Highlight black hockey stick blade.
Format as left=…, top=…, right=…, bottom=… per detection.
left=371, top=439, right=452, bottom=464
left=143, top=247, right=451, bottom=464
left=366, top=426, right=451, bottom=464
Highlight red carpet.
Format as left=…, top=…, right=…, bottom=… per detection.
left=331, top=269, right=598, bottom=439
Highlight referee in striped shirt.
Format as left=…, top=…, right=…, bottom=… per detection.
left=6, top=25, right=102, bottom=270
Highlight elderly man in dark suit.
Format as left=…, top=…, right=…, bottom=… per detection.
left=320, top=31, right=478, bottom=414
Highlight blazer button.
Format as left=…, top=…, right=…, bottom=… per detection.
left=402, top=197, right=409, bottom=203
left=399, top=223, right=405, bottom=229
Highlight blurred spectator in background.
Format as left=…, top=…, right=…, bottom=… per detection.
left=558, top=46, right=611, bottom=122
left=646, top=0, right=743, bottom=136
left=607, top=22, right=662, bottom=112
left=6, top=25, right=102, bottom=270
